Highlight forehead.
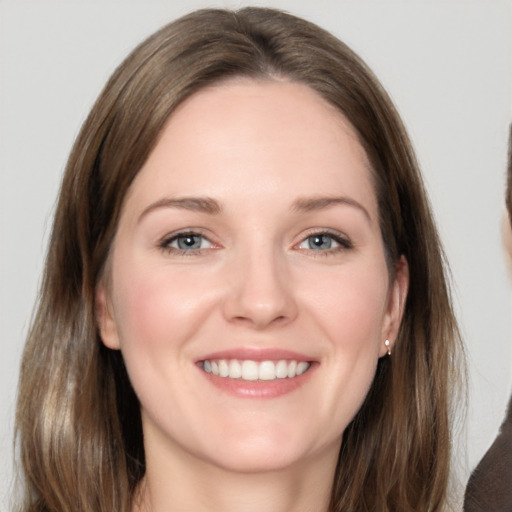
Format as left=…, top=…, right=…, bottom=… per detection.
left=123, top=79, right=376, bottom=217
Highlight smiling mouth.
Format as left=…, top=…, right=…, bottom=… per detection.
left=200, top=359, right=311, bottom=381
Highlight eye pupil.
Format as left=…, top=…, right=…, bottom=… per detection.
left=309, top=235, right=332, bottom=250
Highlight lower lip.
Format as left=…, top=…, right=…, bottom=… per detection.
left=199, top=365, right=315, bottom=399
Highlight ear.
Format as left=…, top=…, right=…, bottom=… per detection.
left=379, top=255, right=409, bottom=357
left=95, top=282, right=121, bottom=350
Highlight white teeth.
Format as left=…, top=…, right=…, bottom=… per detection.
left=202, top=359, right=311, bottom=381
left=228, top=359, right=242, bottom=379
left=258, top=361, right=275, bottom=381
left=218, top=359, right=229, bottom=377
left=287, top=360, right=297, bottom=378
left=275, top=360, right=288, bottom=379
left=241, top=360, right=259, bottom=381
left=296, top=361, right=309, bottom=376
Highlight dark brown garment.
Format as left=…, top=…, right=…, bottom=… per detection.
left=464, top=394, right=512, bottom=511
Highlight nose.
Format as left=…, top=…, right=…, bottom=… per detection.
left=222, top=248, right=298, bottom=329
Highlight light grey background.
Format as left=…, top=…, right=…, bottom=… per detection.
left=1, top=0, right=511, bottom=508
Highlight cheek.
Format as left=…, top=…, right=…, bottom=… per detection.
left=109, top=259, right=222, bottom=417
left=267, top=259, right=388, bottom=443
left=302, top=260, right=389, bottom=349
left=111, top=258, right=217, bottom=357
left=301, top=260, right=388, bottom=405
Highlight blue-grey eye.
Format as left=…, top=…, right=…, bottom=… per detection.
left=298, top=233, right=345, bottom=251
left=169, top=234, right=211, bottom=250
left=308, top=234, right=335, bottom=250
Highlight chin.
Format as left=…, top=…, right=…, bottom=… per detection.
left=203, top=442, right=318, bottom=474
left=194, top=421, right=340, bottom=475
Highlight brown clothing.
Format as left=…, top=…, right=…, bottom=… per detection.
left=464, top=394, right=512, bottom=511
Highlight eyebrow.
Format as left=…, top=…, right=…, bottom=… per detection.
left=138, top=195, right=371, bottom=223
left=138, top=196, right=222, bottom=222
left=291, top=196, right=372, bottom=222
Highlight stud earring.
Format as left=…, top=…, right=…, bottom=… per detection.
left=384, top=339, right=391, bottom=356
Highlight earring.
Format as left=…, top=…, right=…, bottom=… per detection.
left=384, top=339, right=391, bottom=356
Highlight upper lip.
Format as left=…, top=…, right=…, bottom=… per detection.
left=196, top=347, right=315, bottom=363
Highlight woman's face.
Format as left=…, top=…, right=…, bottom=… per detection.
left=97, top=79, right=407, bottom=475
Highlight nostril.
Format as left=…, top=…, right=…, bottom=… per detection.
left=229, top=311, right=291, bottom=330
left=221, top=268, right=299, bottom=328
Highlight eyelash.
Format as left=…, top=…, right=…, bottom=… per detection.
left=158, top=229, right=353, bottom=256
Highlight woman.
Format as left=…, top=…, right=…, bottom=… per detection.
left=15, top=7, right=463, bottom=512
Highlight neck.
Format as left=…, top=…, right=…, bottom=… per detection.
left=134, top=441, right=337, bottom=512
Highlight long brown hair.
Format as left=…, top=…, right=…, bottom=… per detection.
left=15, top=7, right=463, bottom=511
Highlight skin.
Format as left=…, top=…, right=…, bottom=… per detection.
left=502, top=213, right=512, bottom=279
left=96, top=79, right=408, bottom=512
